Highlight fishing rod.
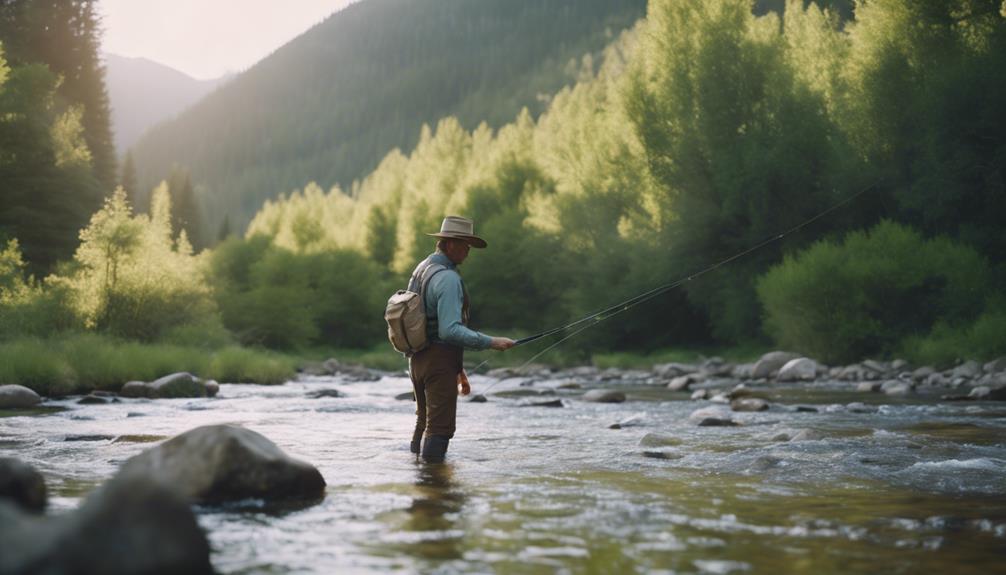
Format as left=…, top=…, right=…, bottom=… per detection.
left=472, top=180, right=879, bottom=394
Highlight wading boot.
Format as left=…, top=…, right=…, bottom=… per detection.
left=421, top=435, right=450, bottom=463
left=410, top=428, right=424, bottom=455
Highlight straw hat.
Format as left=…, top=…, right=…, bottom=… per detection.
left=427, top=216, right=487, bottom=248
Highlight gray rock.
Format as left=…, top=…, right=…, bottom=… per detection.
left=749, top=455, right=783, bottom=472
left=752, top=351, right=801, bottom=379
left=881, top=381, right=913, bottom=396
left=984, top=357, right=1006, bottom=374
left=307, top=389, right=343, bottom=399
left=608, top=414, right=645, bottom=429
left=0, top=385, right=41, bottom=408
left=926, top=373, right=949, bottom=387
left=149, top=372, right=205, bottom=399
left=730, top=398, right=769, bottom=412
left=639, top=433, right=683, bottom=447
left=968, top=386, right=1006, bottom=401
left=117, top=424, right=326, bottom=504
left=322, top=358, right=381, bottom=382
left=667, top=375, right=696, bottom=391
left=641, top=451, right=681, bottom=460
left=857, top=381, right=882, bottom=393
left=912, top=366, right=936, bottom=382
left=77, top=394, right=110, bottom=405
left=468, top=394, right=488, bottom=403
left=204, top=380, right=219, bottom=397
left=689, top=406, right=735, bottom=426
left=652, top=362, right=698, bottom=378
left=862, top=359, right=890, bottom=375
left=690, top=389, right=710, bottom=400
left=521, top=399, right=564, bottom=408
left=582, top=390, right=626, bottom=403
left=837, top=365, right=865, bottom=381
left=120, top=381, right=151, bottom=398
left=0, top=473, right=212, bottom=575
left=951, top=360, right=983, bottom=379
left=0, top=458, right=46, bottom=513
left=845, top=402, right=877, bottom=413
left=395, top=391, right=415, bottom=401
left=794, top=405, right=819, bottom=413
left=556, top=382, right=582, bottom=390
left=777, top=358, right=817, bottom=382
left=563, top=366, right=599, bottom=378
left=727, top=384, right=756, bottom=399
left=731, top=363, right=755, bottom=379
left=891, top=359, right=909, bottom=371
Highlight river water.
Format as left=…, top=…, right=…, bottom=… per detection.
left=2, top=371, right=1005, bottom=574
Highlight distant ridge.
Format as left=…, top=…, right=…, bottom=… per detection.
left=104, top=54, right=231, bottom=155
left=128, top=0, right=647, bottom=231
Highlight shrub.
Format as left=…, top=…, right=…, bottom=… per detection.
left=207, top=346, right=296, bottom=384
left=0, top=339, right=76, bottom=396
left=757, top=221, right=991, bottom=364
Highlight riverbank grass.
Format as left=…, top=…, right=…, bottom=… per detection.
left=0, top=334, right=298, bottom=396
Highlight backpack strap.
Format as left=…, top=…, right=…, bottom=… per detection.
left=417, top=263, right=447, bottom=313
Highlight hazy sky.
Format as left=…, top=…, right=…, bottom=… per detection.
left=99, top=0, right=358, bottom=80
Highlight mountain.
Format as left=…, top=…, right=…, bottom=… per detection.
left=104, top=54, right=231, bottom=155
left=128, top=0, right=647, bottom=233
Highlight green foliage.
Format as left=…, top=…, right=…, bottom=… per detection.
left=0, top=338, right=76, bottom=396
left=208, top=236, right=390, bottom=349
left=758, top=221, right=992, bottom=364
left=206, top=346, right=297, bottom=385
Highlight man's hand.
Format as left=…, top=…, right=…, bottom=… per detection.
left=490, top=337, right=516, bottom=351
left=457, top=369, right=471, bottom=396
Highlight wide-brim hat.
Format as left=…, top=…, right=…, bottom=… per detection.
left=427, top=215, right=487, bottom=248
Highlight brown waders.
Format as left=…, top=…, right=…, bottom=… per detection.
left=409, top=342, right=462, bottom=463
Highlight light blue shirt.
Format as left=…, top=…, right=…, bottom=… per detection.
left=422, top=252, right=493, bottom=350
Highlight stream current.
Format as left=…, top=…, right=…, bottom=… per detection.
left=2, top=372, right=1005, bottom=574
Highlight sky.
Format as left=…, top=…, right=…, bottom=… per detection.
left=99, top=0, right=358, bottom=80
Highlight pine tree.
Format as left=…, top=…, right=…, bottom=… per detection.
left=167, top=167, right=205, bottom=252
left=120, top=151, right=138, bottom=209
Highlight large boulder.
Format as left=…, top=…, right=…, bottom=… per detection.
left=0, top=385, right=41, bottom=408
left=120, top=373, right=218, bottom=399
left=751, top=351, right=800, bottom=379
left=582, top=389, right=626, bottom=403
left=950, top=360, right=983, bottom=380
left=149, top=372, right=206, bottom=398
left=0, top=473, right=212, bottom=575
left=0, top=458, right=46, bottom=513
left=968, top=385, right=1006, bottom=401
left=776, top=358, right=818, bottom=382
left=984, top=357, right=1006, bottom=374
left=117, top=424, right=326, bottom=504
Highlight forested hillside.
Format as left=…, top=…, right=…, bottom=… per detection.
left=233, top=0, right=1005, bottom=362
left=128, top=0, right=647, bottom=234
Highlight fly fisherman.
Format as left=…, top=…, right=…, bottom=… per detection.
left=408, top=216, right=515, bottom=463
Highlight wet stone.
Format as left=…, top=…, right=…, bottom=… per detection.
left=582, top=390, right=626, bottom=403
left=730, top=398, right=769, bottom=412
left=0, top=458, right=47, bottom=513
left=77, top=395, right=111, bottom=405
left=857, top=381, right=881, bottom=393
left=0, top=385, right=41, bottom=409
left=521, top=399, right=564, bottom=408
left=697, top=417, right=738, bottom=427
left=307, top=389, right=343, bottom=399
left=395, top=392, right=415, bottom=401
left=64, top=434, right=115, bottom=442
left=642, top=451, right=681, bottom=460
left=639, top=433, right=683, bottom=447
left=691, top=389, right=710, bottom=400
left=468, top=394, right=488, bottom=403
left=794, top=405, right=819, bottom=413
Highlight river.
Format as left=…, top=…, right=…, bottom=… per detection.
left=2, top=371, right=1004, bottom=574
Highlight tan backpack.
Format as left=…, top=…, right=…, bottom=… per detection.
left=385, top=260, right=446, bottom=356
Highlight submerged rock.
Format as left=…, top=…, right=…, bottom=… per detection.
left=730, top=398, right=769, bottom=412
left=307, top=389, right=343, bottom=399
left=395, top=391, right=415, bottom=401
left=0, top=385, right=41, bottom=409
left=521, top=399, right=564, bottom=408
left=117, top=424, right=326, bottom=504
left=0, top=473, right=212, bottom=575
left=582, top=390, right=626, bottom=403
left=638, top=433, right=683, bottom=447
left=690, top=389, right=710, bottom=400
left=608, top=414, right=645, bottom=429
left=468, top=394, right=488, bottom=403
left=0, top=458, right=46, bottom=513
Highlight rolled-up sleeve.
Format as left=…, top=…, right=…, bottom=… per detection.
left=430, top=271, right=492, bottom=350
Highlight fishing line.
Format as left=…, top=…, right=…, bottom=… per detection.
left=472, top=180, right=878, bottom=395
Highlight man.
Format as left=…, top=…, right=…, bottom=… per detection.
left=408, top=215, right=515, bottom=463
